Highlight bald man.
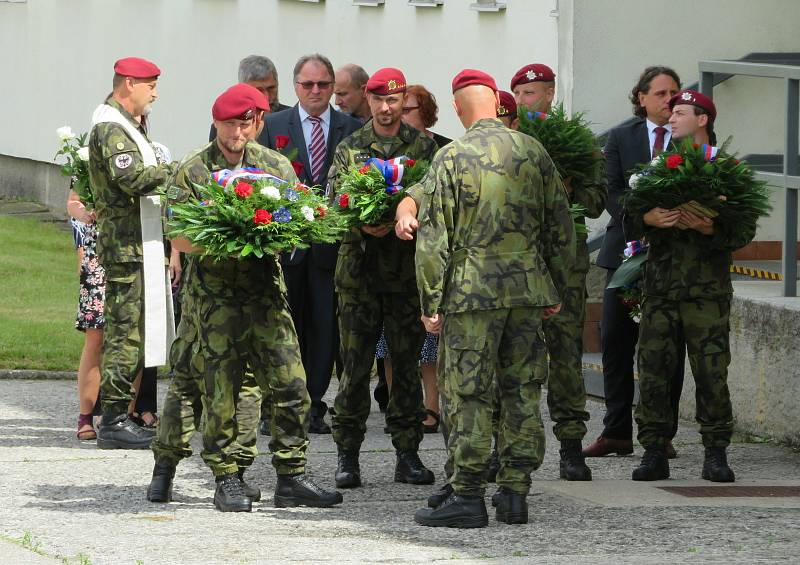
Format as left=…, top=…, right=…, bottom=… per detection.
left=334, top=64, right=371, bottom=123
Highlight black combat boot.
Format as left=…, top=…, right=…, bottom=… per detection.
left=702, top=447, right=735, bottom=483
left=427, top=483, right=454, bottom=508
left=486, top=448, right=500, bottom=483
left=335, top=452, right=362, bottom=488
left=395, top=451, right=435, bottom=485
left=495, top=490, right=528, bottom=524
left=237, top=469, right=261, bottom=502
left=275, top=473, right=343, bottom=508
left=559, top=439, right=593, bottom=481
left=97, top=413, right=155, bottom=450
left=632, top=448, right=670, bottom=481
left=414, top=493, right=488, bottom=528
left=213, top=473, right=252, bottom=512
left=491, top=486, right=510, bottom=508
left=146, top=460, right=176, bottom=503
left=258, top=417, right=270, bottom=436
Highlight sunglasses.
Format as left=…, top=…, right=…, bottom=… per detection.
left=296, top=81, right=334, bottom=90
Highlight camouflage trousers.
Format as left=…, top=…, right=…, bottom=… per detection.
left=443, top=307, right=546, bottom=496
left=635, top=295, right=733, bottom=449
left=193, top=289, right=310, bottom=477
left=542, top=267, right=590, bottom=441
left=100, top=262, right=144, bottom=416
left=333, top=291, right=426, bottom=454
left=150, top=291, right=262, bottom=470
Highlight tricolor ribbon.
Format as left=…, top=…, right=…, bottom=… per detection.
left=527, top=111, right=548, bottom=122
left=623, top=239, right=648, bottom=259
left=212, top=167, right=288, bottom=187
left=701, top=144, right=719, bottom=162
left=365, top=157, right=407, bottom=192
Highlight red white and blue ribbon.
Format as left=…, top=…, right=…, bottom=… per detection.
left=623, top=239, right=648, bottom=259
left=366, top=157, right=406, bottom=194
left=527, top=111, right=548, bottom=122
left=701, top=144, right=719, bottom=162
left=212, top=167, right=287, bottom=187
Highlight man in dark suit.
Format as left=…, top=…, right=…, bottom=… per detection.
left=258, top=53, right=361, bottom=434
left=586, top=66, right=685, bottom=458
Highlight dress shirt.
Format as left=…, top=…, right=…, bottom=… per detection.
left=646, top=119, right=672, bottom=158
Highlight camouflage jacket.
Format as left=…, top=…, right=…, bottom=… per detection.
left=328, top=120, right=438, bottom=294
left=414, top=118, right=576, bottom=316
left=569, top=161, right=608, bottom=274
left=88, top=98, right=174, bottom=264
left=166, top=140, right=298, bottom=301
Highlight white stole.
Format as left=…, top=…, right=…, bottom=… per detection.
left=90, top=104, right=175, bottom=367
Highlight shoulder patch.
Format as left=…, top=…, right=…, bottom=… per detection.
left=114, top=153, right=134, bottom=170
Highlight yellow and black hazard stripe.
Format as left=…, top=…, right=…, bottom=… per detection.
left=730, top=265, right=783, bottom=280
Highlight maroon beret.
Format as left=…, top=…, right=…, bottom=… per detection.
left=212, top=83, right=268, bottom=121
left=497, top=90, right=517, bottom=118
left=113, top=57, right=161, bottom=79
left=669, top=89, right=717, bottom=120
left=452, top=69, right=498, bottom=93
left=510, top=64, right=555, bottom=90
left=366, top=68, right=407, bottom=95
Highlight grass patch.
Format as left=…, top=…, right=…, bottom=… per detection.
left=0, top=215, right=83, bottom=370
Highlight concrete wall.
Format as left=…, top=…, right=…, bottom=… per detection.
left=0, top=156, right=69, bottom=219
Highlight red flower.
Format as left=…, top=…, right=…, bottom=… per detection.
left=253, top=209, right=272, bottom=225
left=405, top=159, right=416, bottom=167
left=317, top=206, right=326, bottom=218
left=339, top=193, right=350, bottom=208
left=291, top=160, right=304, bottom=176
left=235, top=182, right=254, bottom=198
left=692, top=143, right=700, bottom=149
left=359, top=165, right=370, bottom=174
left=275, top=135, right=290, bottom=150
left=295, top=182, right=310, bottom=192
left=665, top=155, right=684, bottom=169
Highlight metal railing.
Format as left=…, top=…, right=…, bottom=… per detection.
left=699, top=59, right=799, bottom=297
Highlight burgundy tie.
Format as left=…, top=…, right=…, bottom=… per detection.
left=308, top=116, right=326, bottom=182
left=653, top=126, right=667, bottom=156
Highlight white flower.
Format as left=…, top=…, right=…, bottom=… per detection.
left=650, top=157, right=661, bottom=166
left=260, top=186, right=281, bottom=199
left=57, top=126, right=76, bottom=141
left=77, top=146, right=90, bottom=161
left=301, top=206, right=315, bottom=222
left=632, top=314, right=641, bottom=324
left=628, top=173, right=641, bottom=189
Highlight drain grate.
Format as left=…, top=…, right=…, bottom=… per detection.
left=658, top=486, right=800, bottom=498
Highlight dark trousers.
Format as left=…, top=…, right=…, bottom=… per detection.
left=134, top=366, right=158, bottom=414
left=600, top=269, right=684, bottom=440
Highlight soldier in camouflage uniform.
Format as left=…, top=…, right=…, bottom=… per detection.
left=407, top=70, right=575, bottom=528
left=511, top=63, right=608, bottom=481
left=629, top=90, right=749, bottom=483
left=161, top=84, right=343, bottom=512
left=88, top=57, right=174, bottom=449
left=329, top=68, right=439, bottom=489
left=147, top=85, right=268, bottom=506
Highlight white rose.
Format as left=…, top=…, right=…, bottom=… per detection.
left=650, top=157, right=661, bottom=166
left=301, top=205, right=315, bottom=222
left=77, top=146, right=90, bottom=161
left=57, top=126, right=75, bottom=141
left=632, top=313, right=641, bottom=324
left=628, top=173, right=641, bottom=189
left=260, top=186, right=281, bottom=199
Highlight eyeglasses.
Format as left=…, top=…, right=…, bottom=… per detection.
left=402, top=106, right=420, bottom=114
left=296, top=81, right=333, bottom=90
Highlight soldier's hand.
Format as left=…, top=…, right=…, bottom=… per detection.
left=421, top=313, right=442, bottom=334
left=361, top=224, right=393, bottom=238
left=541, top=304, right=562, bottom=319
left=643, top=207, right=681, bottom=228
left=395, top=213, right=419, bottom=240
left=680, top=210, right=714, bottom=235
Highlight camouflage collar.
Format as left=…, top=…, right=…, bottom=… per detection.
left=205, top=140, right=261, bottom=171
left=468, top=118, right=505, bottom=132
left=105, top=98, right=147, bottom=135
left=362, top=120, right=421, bottom=145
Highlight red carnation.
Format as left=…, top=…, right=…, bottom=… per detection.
left=317, top=206, right=327, bottom=218
left=665, top=155, right=684, bottom=169
left=359, top=165, right=370, bottom=174
left=275, top=135, right=290, bottom=150
left=291, top=161, right=304, bottom=176
left=339, top=193, right=350, bottom=208
left=692, top=143, right=700, bottom=149
left=235, top=182, right=254, bottom=198
left=253, top=209, right=272, bottom=225
left=406, top=159, right=416, bottom=167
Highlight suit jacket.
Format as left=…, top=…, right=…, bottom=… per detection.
left=208, top=102, right=292, bottom=142
left=596, top=119, right=651, bottom=269
left=258, top=104, right=361, bottom=268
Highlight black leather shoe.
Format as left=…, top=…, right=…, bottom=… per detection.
left=395, top=451, right=435, bottom=485
left=491, top=486, right=511, bottom=508
left=702, top=447, right=735, bottom=483
left=238, top=469, right=261, bottom=502
left=486, top=449, right=500, bottom=483
left=146, top=460, right=176, bottom=503
left=335, top=452, right=361, bottom=488
left=632, top=448, right=670, bottom=481
left=414, top=494, right=488, bottom=528
left=214, top=474, right=252, bottom=512
left=274, top=474, right=343, bottom=508
left=559, top=439, right=592, bottom=481
left=495, top=490, right=528, bottom=524
left=97, top=414, right=155, bottom=450
left=308, top=413, right=332, bottom=435
left=258, top=418, right=270, bottom=436
left=427, top=483, right=453, bottom=508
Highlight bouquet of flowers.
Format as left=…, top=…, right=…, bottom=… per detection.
left=334, top=156, right=429, bottom=226
left=516, top=103, right=603, bottom=193
left=622, top=138, right=771, bottom=237
left=55, top=126, right=92, bottom=206
left=167, top=168, right=348, bottom=260
left=607, top=240, right=649, bottom=323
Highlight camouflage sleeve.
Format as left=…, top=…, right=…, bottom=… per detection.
left=93, top=122, right=174, bottom=197
left=707, top=214, right=757, bottom=252
left=538, top=149, right=576, bottom=295
left=415, top=157, right=454, bottom=316
left=405, top=183, right=424, bottom=207
left=572, top=171, right=608, bottom=219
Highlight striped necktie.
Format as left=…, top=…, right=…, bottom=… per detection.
left=308, top=116, right=326, bottom=182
